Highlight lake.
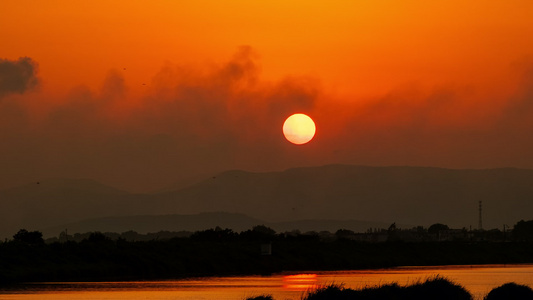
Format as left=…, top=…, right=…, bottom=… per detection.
left=1, top=264, right=532, bottom=300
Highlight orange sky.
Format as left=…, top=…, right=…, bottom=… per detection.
left=1, top=1, right=533, bottom=192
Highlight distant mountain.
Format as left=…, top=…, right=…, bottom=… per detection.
left=3, top=178, right=128, bottom=196
left=0, top=178, right=141, bottom=238
left=2, top=165, right=533, bottom=239
left=43, top=212, right=397, bottom=238
left=43, top=212, right=264, bottom=237
left=152, top=165, right=533, bottom=229
left=150, top=173, right=212, bottom=194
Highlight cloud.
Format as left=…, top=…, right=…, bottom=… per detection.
left=122, top=46, right=322, bottom=178
left=138, top=46, right=319, bottom=145
left=2, top=48, right=533, bottom=192
left=316, top=65, right=533, bottom=169
left=0, top=47, right=323, bottom=191
left=0, top=57, right=39, bottom=98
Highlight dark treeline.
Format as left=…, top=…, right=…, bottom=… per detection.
left=43, top=219, right=533, bottom=244
left=2, top=221, right=533, bottom=284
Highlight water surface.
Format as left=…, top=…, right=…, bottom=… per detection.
left=1, top=264, right=532, bottom=300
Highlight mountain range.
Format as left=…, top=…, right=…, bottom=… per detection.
left=43, top=212, right=395, bottom=238
left=1, top=165, right=532, bottom=239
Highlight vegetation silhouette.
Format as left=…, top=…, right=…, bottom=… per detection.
left=513, top=220, right=533, bottom=241
left=244, top=278, right=533, bottom=300
left=1, top=219, right=533, bottom=284
left=428, top=223, right=449, bottom=234
left=303, top=276, right=472, bottom=300
left=484, top=282, right=533, bottom=300
left=12, top=229, right=44, bottom=246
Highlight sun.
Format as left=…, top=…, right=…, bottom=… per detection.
left=283, top=113, right=316, bottom=145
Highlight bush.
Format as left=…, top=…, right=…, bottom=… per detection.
left=485, top=282, right=533, bottom=300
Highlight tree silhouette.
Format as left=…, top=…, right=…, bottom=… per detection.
left=240, top=225, right=276, bottom=241
left=428, top=223, right=449, bottom=235
left=85, top=231, right=112, bottom=243
left=335, top=229, right=355, bottom=240
left=13, top=229, right=44, bottom=245
left=252, top=225, right=276, bottom=236
left=386, top=222, right=401, bottom=241
left=512, top=220, right=533, bottom=241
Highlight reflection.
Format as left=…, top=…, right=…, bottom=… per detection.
left=283, top=274, right=318, bottom=291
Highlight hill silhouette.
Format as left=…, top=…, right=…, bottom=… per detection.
left=43, top=212, right=396, bottom=237
left=0, top=178, right=140, bottom=238
left=43, top=212, right=263, bottom=236
left=153, top=165, right=533, bottom=229
left=1, top=165, right=533, bottom=239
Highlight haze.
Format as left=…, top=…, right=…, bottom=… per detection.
left=1, top=1, right=533, bottom=193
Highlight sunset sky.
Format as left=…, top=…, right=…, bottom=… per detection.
left=2, top=1, right=533, bottom=192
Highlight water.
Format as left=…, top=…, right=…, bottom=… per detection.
left=1, top=264, right=533, bottom=300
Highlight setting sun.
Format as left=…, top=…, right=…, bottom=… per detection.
left=283, top=113, right=316, bottom=145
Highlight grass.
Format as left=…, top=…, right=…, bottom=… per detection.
left=303, top=276, right=472, bottom=300
left=245, top=276, right=533, bottom=300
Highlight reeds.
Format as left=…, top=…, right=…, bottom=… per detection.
left=246, top=276, right=473, bottom=300
left=246, top=277, right=533, bottom=300
left=303, top=276, right=472, bottom=300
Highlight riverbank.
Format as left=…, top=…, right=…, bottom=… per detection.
left=2, top=266, right=533, bottom=300
left=1, top=233, right=533, bottom=283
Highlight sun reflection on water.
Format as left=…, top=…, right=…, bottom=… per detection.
left=282, top=274, right=318, bottom=291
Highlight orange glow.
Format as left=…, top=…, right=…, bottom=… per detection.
left=284, top=274, right=317, bottom=279
left=283, top=274, right=318, bottom=291
left=3, top=1, right=533, bottom=98
left=2, top=1, right=533, bottom=191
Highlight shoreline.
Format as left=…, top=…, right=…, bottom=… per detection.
left=2, top=263, right=533, bottom=286
left=3, top=265, right=533, bottom=300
